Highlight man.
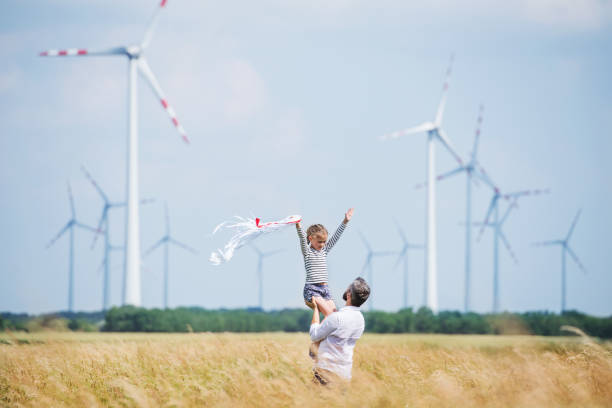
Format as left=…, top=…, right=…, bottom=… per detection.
left=309, top=277, right=370, bottom=384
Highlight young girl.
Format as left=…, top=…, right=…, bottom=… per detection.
left=296, top=208, right=354, bottom=317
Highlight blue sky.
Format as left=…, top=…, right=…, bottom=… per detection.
left=1, top=0, right=611, bottom=316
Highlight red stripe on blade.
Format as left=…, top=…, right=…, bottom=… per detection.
left=172, top=118, right=179, bottom=126
left=161, top=99, right=168, bottom=109
left=77, top=49, right=87, bottom=55
left=59, top=50, right=67, bottom=56
left=161, top=0, right=167, bottom=6
left=40, top=51, right=48, bottom=56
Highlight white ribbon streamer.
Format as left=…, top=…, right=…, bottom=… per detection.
left=209, top=214, right=301, bottom=265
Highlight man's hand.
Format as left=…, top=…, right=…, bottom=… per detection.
left=344, top=208, right=354, bottom=224
left=311, top=297, right=320, bottom=325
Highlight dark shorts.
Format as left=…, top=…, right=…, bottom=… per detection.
left=303, top=283, right=332, bottom=303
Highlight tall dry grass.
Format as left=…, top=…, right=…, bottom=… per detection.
left=1, top=332, right=611, bottom=407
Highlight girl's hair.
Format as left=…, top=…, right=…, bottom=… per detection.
left=306, top=224, right=328, bottom=242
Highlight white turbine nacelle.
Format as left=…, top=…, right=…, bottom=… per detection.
left=126, top=45, right=142, bottom=58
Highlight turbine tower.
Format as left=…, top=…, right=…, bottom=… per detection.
left=477, top=188, right=549, bottom=313
left=81, top=165, right=153, bottom=311
left=40, top=0, right=189, bottom=306
left=143, top=203, right=198, bottom=309
left=533, top=210, right=586, bottom=313
left=425, top=105, right=497, bottom=312
left=392, top=221, right=424, bottom=309
left=359, top=231, right=397, bottom=311
left=249, top=245, right=283, bottom=310
left=46, top=183, right=98, bottom=312
left=380, top=55, right=464, bottom=313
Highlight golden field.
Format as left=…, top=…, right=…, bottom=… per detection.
left=1, top=331, right=611, bottom=407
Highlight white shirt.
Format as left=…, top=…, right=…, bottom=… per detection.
left=309, top=305, right=365, bottom=379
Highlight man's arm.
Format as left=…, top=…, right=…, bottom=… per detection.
left=310, top=302, right=339, bottom=342
left=325, top=208, right=353, bottom=252
left=296, top=222, right=308, bottom=257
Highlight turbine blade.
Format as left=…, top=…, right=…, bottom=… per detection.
left=566, top=209, right=582, bottom=242
left=75, top=222, right=101, bottom=234
left=137, top=58, right=189, bottom=143
left=477, top=195, right=497, bottom=241
left=532, top=240, right=561, bottom=247
left=393, top=218, right=407, bottom=243
left=502, top=188, right=550, bottom=200
left=380, top=122, right=435, bottom=141
left=91, top=211, right=107, bottom=249
left=499, top=198, right=518, bottom=226
left=165, top=202, right=170, bottom=235
left=393, top=251, right=405, bottom=269
left=67, top=182, right=75, bottom=218
left=362, top=257, right=371, bottom=273
left=170, top=239, right=198, bottom=254
left=415, top=166, right=465, bottom=190
left=358, top=230, right=372, bottom=251
left=141, top=0, right=169, bottom=49
left=498, top=230, right=518, bottom=264
left=437, top=166, right=465, bottom=181
left=46, top=222, right=71, bottom=249
left=473, top=163, right=497, bottom=191
left=437, top=128, right=464, bottom=166
left=39, top=47, right=125, bottom=57
left=81, top=165, right=109, bottom=203
left=470, top=104, right=484, bottom=162
left=434, top=54, right=454, bottom=126
left=143, top=238, right=166, bottom=257
left=566, top=246, right=587, bottom=273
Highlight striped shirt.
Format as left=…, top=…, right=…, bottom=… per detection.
left=297, top=222, right=347, bottom=284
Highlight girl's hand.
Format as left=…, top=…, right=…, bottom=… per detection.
left=344, top=208, right=354, bottom=224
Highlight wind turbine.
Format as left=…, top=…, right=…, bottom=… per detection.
left=143, top=203, right=198, bottom=309
left=380, top=55, right=464, bottom=313
left=81, top=165, right=154, bottom=311
left=250, top=245, right=283, bottom=310
left=359, top=232, right=398, bottom=311
left=477, top=188, right=549, bottom=313
left=46, top=183, right=99, bottom=312
left=533, top=210, right=586, bottom=313
left=392, top=221, right=424, bottom=310
left=422, top=105, right=497, bottom=312
left=40, top=0, right=190, bottom=307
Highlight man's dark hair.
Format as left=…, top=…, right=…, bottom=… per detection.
left=342, top=277, right=370, bottom=307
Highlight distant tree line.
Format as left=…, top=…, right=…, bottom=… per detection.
left=2, top=307, right=611, bottom=338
